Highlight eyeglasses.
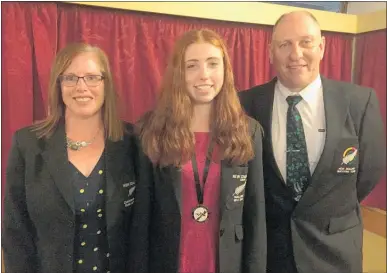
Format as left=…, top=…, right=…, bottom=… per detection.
left=59, top=75, right=104, bottom=87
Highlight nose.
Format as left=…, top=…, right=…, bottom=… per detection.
left=289, top=44, right=303, bottom=61
left=199, top=65, right=210, bottom=80
left=75, top=77, right=88, bottom=91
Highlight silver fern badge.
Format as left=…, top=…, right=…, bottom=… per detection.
left=233, top=181, right=247, bottom=202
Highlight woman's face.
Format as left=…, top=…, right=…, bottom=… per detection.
left=60, top=52, right=105, bottom=119
left=184, top=42, right=224, bottom=105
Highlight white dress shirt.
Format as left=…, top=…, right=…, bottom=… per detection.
left=271, top=75, right=326, bottom=182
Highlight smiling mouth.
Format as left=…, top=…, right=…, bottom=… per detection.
left=288, top=65, right=307, bottom=69
left=73, top=97, right=92, bottom=102
left=195, top=85, right=213, bottom=90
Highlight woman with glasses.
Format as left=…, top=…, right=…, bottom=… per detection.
left=2, top=43, right=139, bottom=273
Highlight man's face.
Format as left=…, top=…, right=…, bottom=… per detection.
left=270, top=12, right=325, bottom=91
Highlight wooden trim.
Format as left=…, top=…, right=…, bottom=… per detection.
left=1, top=251, right=4, bottom=273
left=361, top=206, right=386, bottom=238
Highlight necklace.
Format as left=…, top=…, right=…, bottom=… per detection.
left=66, top=128, right=100, bottom=151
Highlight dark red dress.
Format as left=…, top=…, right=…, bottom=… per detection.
left=179, top=132, right=221, bottom=273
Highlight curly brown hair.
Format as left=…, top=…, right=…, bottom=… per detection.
left=138, top=29, right=254, bottom=167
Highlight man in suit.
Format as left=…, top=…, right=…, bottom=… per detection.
left=239, top=10, right=386, bottom=273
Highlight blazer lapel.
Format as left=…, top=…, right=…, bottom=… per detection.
left=259, top=79, right=286, bottom=183
left=219, top=161, right=233, bottom=218
left=105, top=138, right=125, bottom=202
left=256, top=79, right=292, bottom=200
left=105, top=138, right=127, bottom=231
left=41, top=122, right=75, bottom=213
left=297, top=77, right=350, bottom=209
left=162, top=166, right=182, bottom=215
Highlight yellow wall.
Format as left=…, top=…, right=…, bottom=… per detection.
left=357, top=9, right=386, bottom=33
left=69, top=1, right=385, bottom=34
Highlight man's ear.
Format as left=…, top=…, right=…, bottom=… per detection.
left=269, top=43, right=273, bottom=64
left=320, top=36, right=326, bottom=60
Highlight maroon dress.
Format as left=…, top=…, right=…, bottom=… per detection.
left=179, top=132, right=221, bottom=273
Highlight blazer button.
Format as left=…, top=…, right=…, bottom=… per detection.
left=220, top=228, right=225, bottom=237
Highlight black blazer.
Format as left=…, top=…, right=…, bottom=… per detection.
left=239, top=77, right=386, bottom=273
left=2, top=121, right=138, bottom=273
left=128, top=117, right=267, bottom=273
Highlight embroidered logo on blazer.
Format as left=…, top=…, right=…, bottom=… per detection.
left=337, top=147, right=358, bottom=174
left=232, top=174, right=247, bottom=202
left=123, top=181, right=135, bottom=207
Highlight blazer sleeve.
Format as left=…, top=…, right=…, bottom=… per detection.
left=242, top=121, right=267, bottom=273
left=2, top=131, right=39, bottom=272
left=127, top=135, right=154, bottom=273
left=356, top=89, right=386, bottom=202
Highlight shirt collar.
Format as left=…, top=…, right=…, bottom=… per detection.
left=277, top=75, right=322, bottom=106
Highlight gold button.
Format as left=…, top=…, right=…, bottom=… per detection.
left=98, top=213, right=103, bottom=218
left=82, top=224, right=87, bottom=229
left=98, top=170, right=103, bottom=175
left=80, top=189, right=85, bottom=194
left=78, top=259, right=83, bottom=264
left=93, top=266, right=97, bottom=271
left=80, top=209, right=86, bottom=212
left=97, top=209, right=102, bottom=213
left=98, top=189, right=104, bottom=194
left=81, top=242, right=86, bottom=246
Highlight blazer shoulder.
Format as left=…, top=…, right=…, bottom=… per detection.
left=7, top=125, right=42, bottom=158
left=246, top=116, right=263, bottom=140
left=241, top=79, right=276, bottom=95
left=122, top=121, right=141, bottom=154
left=325, top=78, right=373, bottom=98
left=325, top=78, right=375, bottom=110
left=13, top=125, right=40, bottom=145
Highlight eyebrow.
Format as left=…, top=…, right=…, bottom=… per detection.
left=185, top=57, right=221, bottom=63
left=275, top=35, right=315, bottom=43
left=63, top=72, right=101, bottom=75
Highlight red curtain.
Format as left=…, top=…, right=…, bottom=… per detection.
left=320, top=31, right=353, bottom=82
left=355, top=30, right=386, bottom=210
left=1, top=2, right=58, bottom=197
left=55, top=3, right=278, bottom=120
left=1, top=2, right=354, bottom=199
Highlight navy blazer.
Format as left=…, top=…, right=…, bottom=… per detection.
left=128, top=116, right=267, bottom=273
left=239, top=77, right=386, bottom=273
left=2, top=121, right=138, bottom=273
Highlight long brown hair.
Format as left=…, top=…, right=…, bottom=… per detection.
left=138, top=29, right=254, bottom=167
left=32, top=43, right=123, bottom=141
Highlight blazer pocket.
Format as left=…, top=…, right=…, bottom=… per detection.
left=328, top=210, right=360, bottom=234
left=235, top=224, right=244, bottom=241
